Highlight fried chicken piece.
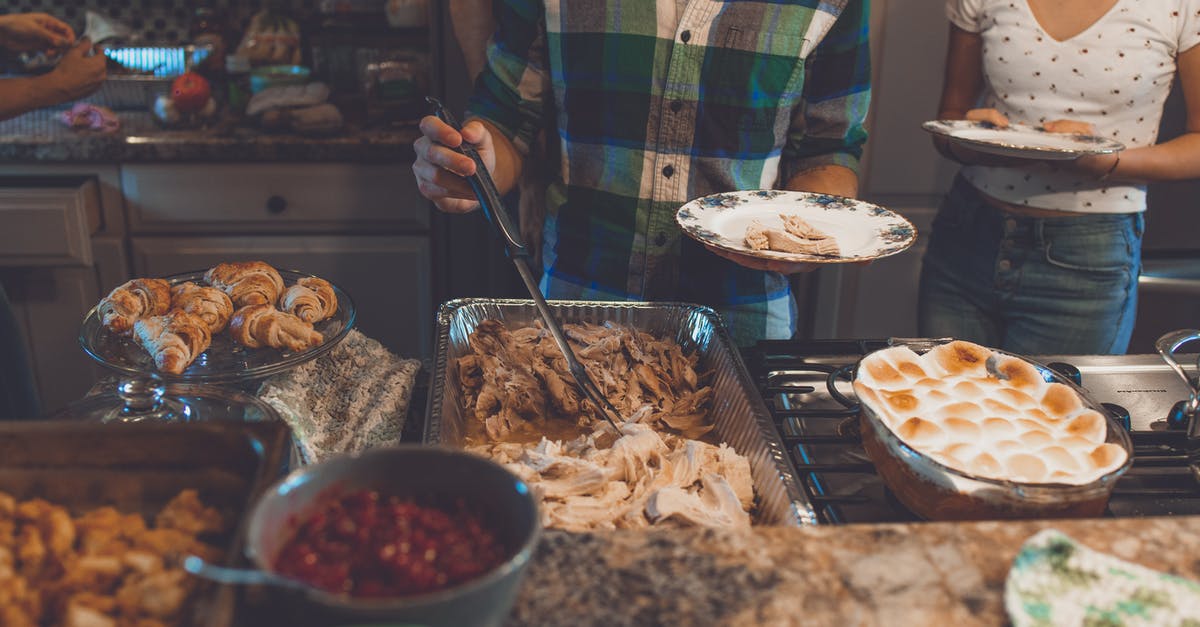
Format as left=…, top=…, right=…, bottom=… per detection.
left=115, top=569, right=189, bottom=620
left=154, top=490, right=223, bottom=536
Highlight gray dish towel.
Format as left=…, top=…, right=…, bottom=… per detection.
left=258, top=329, right=421, bottom=464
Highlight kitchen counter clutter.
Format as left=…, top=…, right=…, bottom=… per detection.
left=510, top=516, right=1200, bottom=626
left=0, top=108, right=420, bottom=163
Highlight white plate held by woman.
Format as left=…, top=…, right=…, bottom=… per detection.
left=922, top=119, right=1124, bottom=160
left=675, top=190, right=917, bottom=264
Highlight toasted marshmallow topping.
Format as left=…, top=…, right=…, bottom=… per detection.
left=854, top=341, right=1127, bottom=485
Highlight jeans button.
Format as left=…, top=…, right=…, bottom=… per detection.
left=998, top=259, right=1012, bottom=271
left=1004, top=218, right=1017, bottom=231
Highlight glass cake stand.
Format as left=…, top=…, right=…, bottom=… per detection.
left=77, top=269, right=356, bottom=422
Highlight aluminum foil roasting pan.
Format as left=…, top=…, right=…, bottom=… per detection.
left=425, top=298, right=813, bottom=526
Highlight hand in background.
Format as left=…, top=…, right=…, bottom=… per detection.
left=40, top=38, right=106, bottom=104
left=412, top=116, right=497, bottom=214
left=0, top=13, right=74, bottom=53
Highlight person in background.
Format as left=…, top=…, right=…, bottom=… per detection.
left=448, top=0, right=550, bottom=270
left=414, top=1, right=871, bottom=346
left=920, top=0, right=1200, bottom=355
left=0, top=12, right=106, bottom=419
left=0, top=13, right=106, bottom=121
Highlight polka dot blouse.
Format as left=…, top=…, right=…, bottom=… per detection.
left=946, top=0, right=1200, bottom=213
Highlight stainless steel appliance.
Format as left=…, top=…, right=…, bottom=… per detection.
left=743, top=339, right=1200, bottom=523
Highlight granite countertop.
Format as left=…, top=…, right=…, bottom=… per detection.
left=0, top=109, right=420, bottom=163
left=509, top=516, right=1200, bottom=626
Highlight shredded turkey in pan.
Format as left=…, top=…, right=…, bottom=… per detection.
left=457, top=320, right=756, bottom=530
left=457, top=319, right=715, bottom=442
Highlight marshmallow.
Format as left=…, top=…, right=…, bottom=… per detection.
left=856, top=341, right=1128, bottom=486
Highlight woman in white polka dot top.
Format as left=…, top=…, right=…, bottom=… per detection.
left=919, top=0, right=1200, bottom=354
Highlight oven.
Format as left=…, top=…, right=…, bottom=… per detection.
left=743, top=339, right=1200, bottom=524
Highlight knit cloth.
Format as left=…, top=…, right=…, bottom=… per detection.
left=258, top=329, right=420, bottom=464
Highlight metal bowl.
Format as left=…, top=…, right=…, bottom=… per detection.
left=244, top=446, right=540, bottom=626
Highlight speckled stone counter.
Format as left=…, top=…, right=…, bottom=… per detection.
left=509, top=517, right=1200, bottom=626
left=0, top=109, right=419, bottom=163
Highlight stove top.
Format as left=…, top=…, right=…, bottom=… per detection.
left=744, top=340, right=1200, bottom=524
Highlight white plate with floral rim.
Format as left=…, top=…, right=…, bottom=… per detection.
left=675, top=190, right=917, bottom=264
left=922, top=119, right=1125, bottom=161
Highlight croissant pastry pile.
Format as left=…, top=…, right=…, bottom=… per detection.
left=133, top=310, right=212, bottom=375
left=279, top=277, right=338, bottom=323
left=205, top=261, right=286, bottom=308
left=230, top=304, right=324, bottom=352
left=171, top=282, right=234, bottom=333
left=98, top=278, right=172, bottom=334
left=94, top=261, right=338, bottom=374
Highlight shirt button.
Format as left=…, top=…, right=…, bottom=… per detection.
left=670, top=100, right=683, bottom=113
left=681, top=30, right=692, bottom=43
left=662, top=165, right=674, bottom=178
left=998, top=259, right=1012, bottom=271
left=654, top=233, right=667, bottom=246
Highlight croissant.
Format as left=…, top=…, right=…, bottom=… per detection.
left=169, top=282, right=234, bottom=334
left=278, top=277, right=338, bottom=324
left=133, top=310, right=212, bottom=375
left=204, top=261, right=285, bottom=308
left=98, top=278, right=172, bottom=334
left=229, top=304, right=323, bottom=353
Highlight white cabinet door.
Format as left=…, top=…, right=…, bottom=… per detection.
left=130, top=235, right=432, bottom=358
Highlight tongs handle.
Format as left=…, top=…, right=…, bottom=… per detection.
left=426, top=96, right=529, bottom=260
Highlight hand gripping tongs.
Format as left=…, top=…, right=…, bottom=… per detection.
left=426, top=97, right=625, bottom=435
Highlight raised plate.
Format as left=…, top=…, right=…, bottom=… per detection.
left=922, top=119, right=1125, bottom=160
left=676, top=190, right=917, bottom=264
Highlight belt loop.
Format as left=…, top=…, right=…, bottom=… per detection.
left=1033, top=219, right=1045, bottom=246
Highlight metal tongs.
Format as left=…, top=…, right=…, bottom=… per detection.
left=427, top=97, right=625, bottom=435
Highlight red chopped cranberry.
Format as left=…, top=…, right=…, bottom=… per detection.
left=274, top=488, right=507, bottom=598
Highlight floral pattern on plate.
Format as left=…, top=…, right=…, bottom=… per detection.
left=675, top=190, right=917, bottom=264
left=922, top=119, right=1125, bottom=161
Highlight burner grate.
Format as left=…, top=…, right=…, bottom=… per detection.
left=746, top=339, right=1200, bottom=524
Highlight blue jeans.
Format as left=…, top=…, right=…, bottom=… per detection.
left=918, top=176, right=1143, bottom=355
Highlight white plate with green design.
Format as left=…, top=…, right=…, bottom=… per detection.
left=675, top=190, right=917, bottom=264
left=922, top=119, right=1125, bottom=161
left=1006, top=529, right=1200, bottom=627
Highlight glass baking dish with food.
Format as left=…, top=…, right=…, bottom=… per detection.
left=854, top=339, right=1134, bottom=521
left=425, top=298, right=814, bottom=526
left=0, top=420, right=290, bottom=626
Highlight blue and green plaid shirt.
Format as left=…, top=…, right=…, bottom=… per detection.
left=468, top=0, right=871, bottom=346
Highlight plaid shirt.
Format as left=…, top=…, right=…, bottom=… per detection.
left=468, top=0, right=871, bottom=346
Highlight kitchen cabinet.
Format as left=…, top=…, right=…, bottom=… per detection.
left=130, top=234, right=432, bottom=358
left=0, top=174, right=125, bottom=414
left=122, top=163, right=434, bottom=358
left=0, top=161, right=433, bottom=415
